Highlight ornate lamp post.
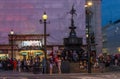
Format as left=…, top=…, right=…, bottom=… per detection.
left=40, top=12, right=48, bottom=74
left=10, top=29, right=14, bottom=59
left=85, top=1, right=93, bottom=73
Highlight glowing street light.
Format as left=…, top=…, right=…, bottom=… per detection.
left=10, top=29, right=14, bottom=59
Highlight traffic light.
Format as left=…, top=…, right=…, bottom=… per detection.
left=90, top=33, right=95, bottom=44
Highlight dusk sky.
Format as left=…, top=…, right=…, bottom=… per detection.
left=102, top=0, right=120, bottom=26
left=1, top=0, right=118, bottom=43
left=0, top=0, right=86, bottom=44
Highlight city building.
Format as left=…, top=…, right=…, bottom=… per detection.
left=0, top=0, right=102, bottom=58
left=102, top=20, right=120, bottom=55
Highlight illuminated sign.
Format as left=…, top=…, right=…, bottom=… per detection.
left=21, top=40, right=42, bottom=47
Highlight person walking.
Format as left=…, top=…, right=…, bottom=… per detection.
left=98, top=56, right=105, bottom=73
left=41, top=57, right=46, bottom=74
left=0, top=60, right=3, bottom=71
left=13, top=58, right=17, bottom=72
left=49, top=57, right=54, bottom=75
left=57, top=57, right=62, bottom=74
left=17, top=59, right=21, bottom=72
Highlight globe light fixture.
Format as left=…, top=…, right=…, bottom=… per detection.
left=42, top=12, right=48, bottom=20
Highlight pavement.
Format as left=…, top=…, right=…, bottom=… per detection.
left=0, top=70, right=120, bottom=79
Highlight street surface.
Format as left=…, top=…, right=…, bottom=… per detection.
left=0, top=71, right=120, bottom=79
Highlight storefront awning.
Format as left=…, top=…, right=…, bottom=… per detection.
left=20, top=50, right=44, bottom=56
left=35, top=52, right=43, bottom=55
left=21, top=52, right=27, bottom=55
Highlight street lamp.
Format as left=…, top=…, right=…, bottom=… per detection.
left=10, top=29, right=14, bottom=59
left=85, top=1, right=93, bottom=73
left=40, top=12, right=48, bottom=74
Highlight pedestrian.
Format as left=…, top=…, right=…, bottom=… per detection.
left=57, top=57, right=61, bottom=74
left=49, top=57, right=54, bottom=75
left=115, top=58, right=118, bottom=66
left=13, top=58, right=17, bottom=72
left=93, top=59, right=99, bottom=70
left=0, top=60, right=3, bottom=70
left=33, top=59, right=40, bottom=74
left=72, top=51, right=78, bottom=62
left=26, top=59, right=30, bottom=72
left=79, top=61, right=84, bottom=69
left=17, top=59, right=21, bottom=72
left=41, top=57, right=46, bottom=74
left=98, top=56, right=105, bottom=73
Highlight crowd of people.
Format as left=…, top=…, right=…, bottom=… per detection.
left=79, top=53, right=120, bottom=72
left=0, top=54, right=62, bottom=74
left=0, top=50, right=120, bottom=74
left=0, top=55, right=41, bottom=73
left=60, top=50, right=120, bottom=73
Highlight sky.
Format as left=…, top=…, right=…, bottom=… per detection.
left=0, top=0, right=86, bottom=44
left=102, top=0, right=120, bottom=26
left=1, top=0, right=118, bottom=43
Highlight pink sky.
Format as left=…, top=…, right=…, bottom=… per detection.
left=0, top=0, right=86, bottom=45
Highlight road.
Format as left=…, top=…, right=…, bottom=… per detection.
left=0, top=71, right=120, bottom=79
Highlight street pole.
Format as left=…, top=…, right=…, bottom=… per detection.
left=40, top=12, right=48, bottom=74
left=85, top=1, right=93, bottom=73
left=87, top=9, right=91, bottom=73
left=44, top=18, right=47, bottom=74
left=11, top=35, right=13, bottom=59
left=10, top=30, right=14, bottom=59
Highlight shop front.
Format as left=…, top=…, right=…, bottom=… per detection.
left=19, top=50, right=44, bottom=60
left=0, top=34, right=63, bottom=60
left=0, top=53, right=8, bottom=59
left=8, top=34, right=46, bottom=60
left=0, top=45, right=12, bottom=59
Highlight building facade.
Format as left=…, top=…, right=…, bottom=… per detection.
left=102, top=20, right=120, bottom=55
left=0, top=0, right=102, bottom=57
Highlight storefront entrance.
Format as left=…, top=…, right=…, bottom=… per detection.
left=0, top=54, right=8, bottom=59
left=20, top=50, right=44, bottom=60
